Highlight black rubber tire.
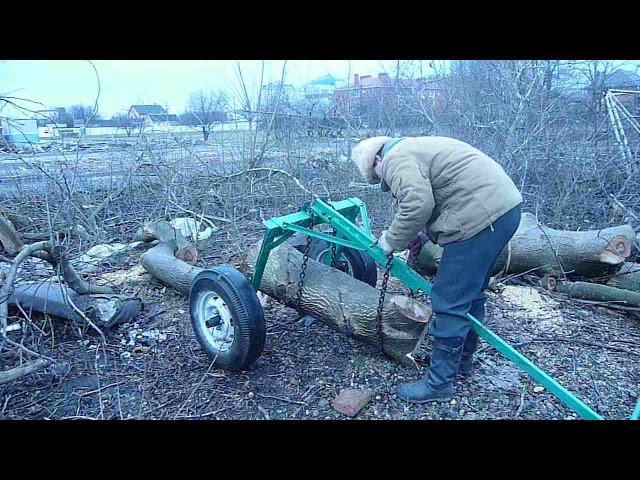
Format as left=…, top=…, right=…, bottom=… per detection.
left=189, top=267, right=266, bottom=371
left=303, top=238, right=378, bottom=287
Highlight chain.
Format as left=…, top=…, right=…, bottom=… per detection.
left=408, top=287, right=429, bottom=302
left=295, top=211, right=315, bottom=318
left=330, top=227, right=338, bottom=268
left=376, top=254, right=394, bottom=355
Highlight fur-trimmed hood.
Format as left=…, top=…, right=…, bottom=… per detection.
left=351, top=136, right=390, bottom=184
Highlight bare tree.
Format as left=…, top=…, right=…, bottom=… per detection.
left=183, top=90, right=228, bottom=142
left=68, top=104, right=101, bottom=126
left=112, top=113, right=138, bottom=137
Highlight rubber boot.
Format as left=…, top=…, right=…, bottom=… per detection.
left=458, top=330, right=478, bottom=377
left=459, top=298, right=484, bottom=377
left=395, top=337, right=464, bottom=404
left=420, top=331, right=478, bottom=377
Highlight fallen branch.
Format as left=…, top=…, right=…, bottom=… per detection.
left=1, top=241, right=52, bottom=336
left=0, top=358, right=48, bottom=385
left=546, top=278, right=640, bottom=309
left=0, top=214, right=25, bottom=256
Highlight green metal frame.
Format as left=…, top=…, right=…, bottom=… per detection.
left=251, top=197, right=640, bottom=420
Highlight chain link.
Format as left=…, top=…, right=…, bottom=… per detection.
left=330, top=227, right=338, bottom=268
left=376, top=254, right=394, bottom=355
left=295, top=211, right=315, bottom=318
left=408, top=287, right=429, bottom=302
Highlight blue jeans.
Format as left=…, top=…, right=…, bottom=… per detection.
left=428, top=204, right=522, bottom=340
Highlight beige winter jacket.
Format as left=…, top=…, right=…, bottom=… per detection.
left=381, top=136, right=523, bottom=250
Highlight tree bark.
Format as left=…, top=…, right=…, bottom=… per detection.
left=0, top=358, right=48, bottom=385
left=546, top=278, right=640, bottom=308
left=136, top=220, right=198, bottom=265
left=0, top=214, right=24, bottom=256
left=239, top=241, right=430, bottom=366
left=140, top=243, right=204, bottom=294
left=606, top=262, right=640, bottom=293
left=9, top=282, right=141, bottom=328
left=413, top=213, right=635, bottom=279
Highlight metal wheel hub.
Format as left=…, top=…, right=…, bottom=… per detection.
left=316, top=248, right=353, bottom=275
left=194, top=291, right=235, bottom=352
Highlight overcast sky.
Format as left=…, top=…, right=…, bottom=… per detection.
left=0, top=60, right=413, bottom=119
left=2, top=60, right=638, bottom=120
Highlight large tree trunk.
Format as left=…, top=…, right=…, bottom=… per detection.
left=239, top=241, right=430, bottom=367
left=414, top=213, right=635, bottom=279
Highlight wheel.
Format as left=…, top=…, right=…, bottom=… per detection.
left=297, top=238, right=378, bottom=287
left=189, top=267, right=266, bottom=371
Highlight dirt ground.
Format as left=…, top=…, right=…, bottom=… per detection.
left=2, top=219, right=638, bottom=421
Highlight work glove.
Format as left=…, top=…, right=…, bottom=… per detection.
left=408, top=231, right=429, bottom=258
left=377, top=230, right=395, bottom=255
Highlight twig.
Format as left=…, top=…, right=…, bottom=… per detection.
left=215, top=168, right=312, bottom=196
left=514, top=336, right=639, bottom=356
left=173, top=407, right=227, bottom=419
left=56, top=267, right=105, bottom=342
left=78, top=380, right=126, bottom=398
left=609, top=193, right=640, bottom=223
left=254, top=392, right=306, bottom=405
left=514, top=387, right=526, bottom=418
left=167, top=198, right=226, bottom=226
left=173, top=358, right=218, bottom=419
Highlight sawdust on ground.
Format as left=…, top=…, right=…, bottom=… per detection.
left=498, top=285, right=563, bottom=331
left=98, top=264, right=149, bottom=286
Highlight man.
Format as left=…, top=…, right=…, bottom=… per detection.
left=351, top=136, right=523, bottom=403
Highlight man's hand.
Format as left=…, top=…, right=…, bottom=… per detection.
left=377, top=230, right=394, bottom=255
left=408, top=231, right=429, bottom=258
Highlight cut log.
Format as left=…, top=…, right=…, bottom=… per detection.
left=607, top=262, right=640, bottom=293
left=547, top=280, right=640, bottom=308
left=8, top=282, right=142, bottom=328
left=239, top=241, right=430, bottom=366
left=136, top=220, right=198, bottom=265
left=414, top=213, right=636, bottom=279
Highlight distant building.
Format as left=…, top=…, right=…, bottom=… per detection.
left=604, top=69, right=640, bottom=90
left=1, top=118, right=39, bottom=146
left=128, top=104, right=168, bottom=120
left=34, top=108, right=67, bottom=126
left=333, top=73, right=444, bottom=118
left=147, top=113, right=179, bottom=124
left=333, top=73, right=395, bottom=116
left=305, top=74, right=342, bottom=101
left=603, top=69, right=640, bottom=118
left=93, top=118, right=120, bottom=128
